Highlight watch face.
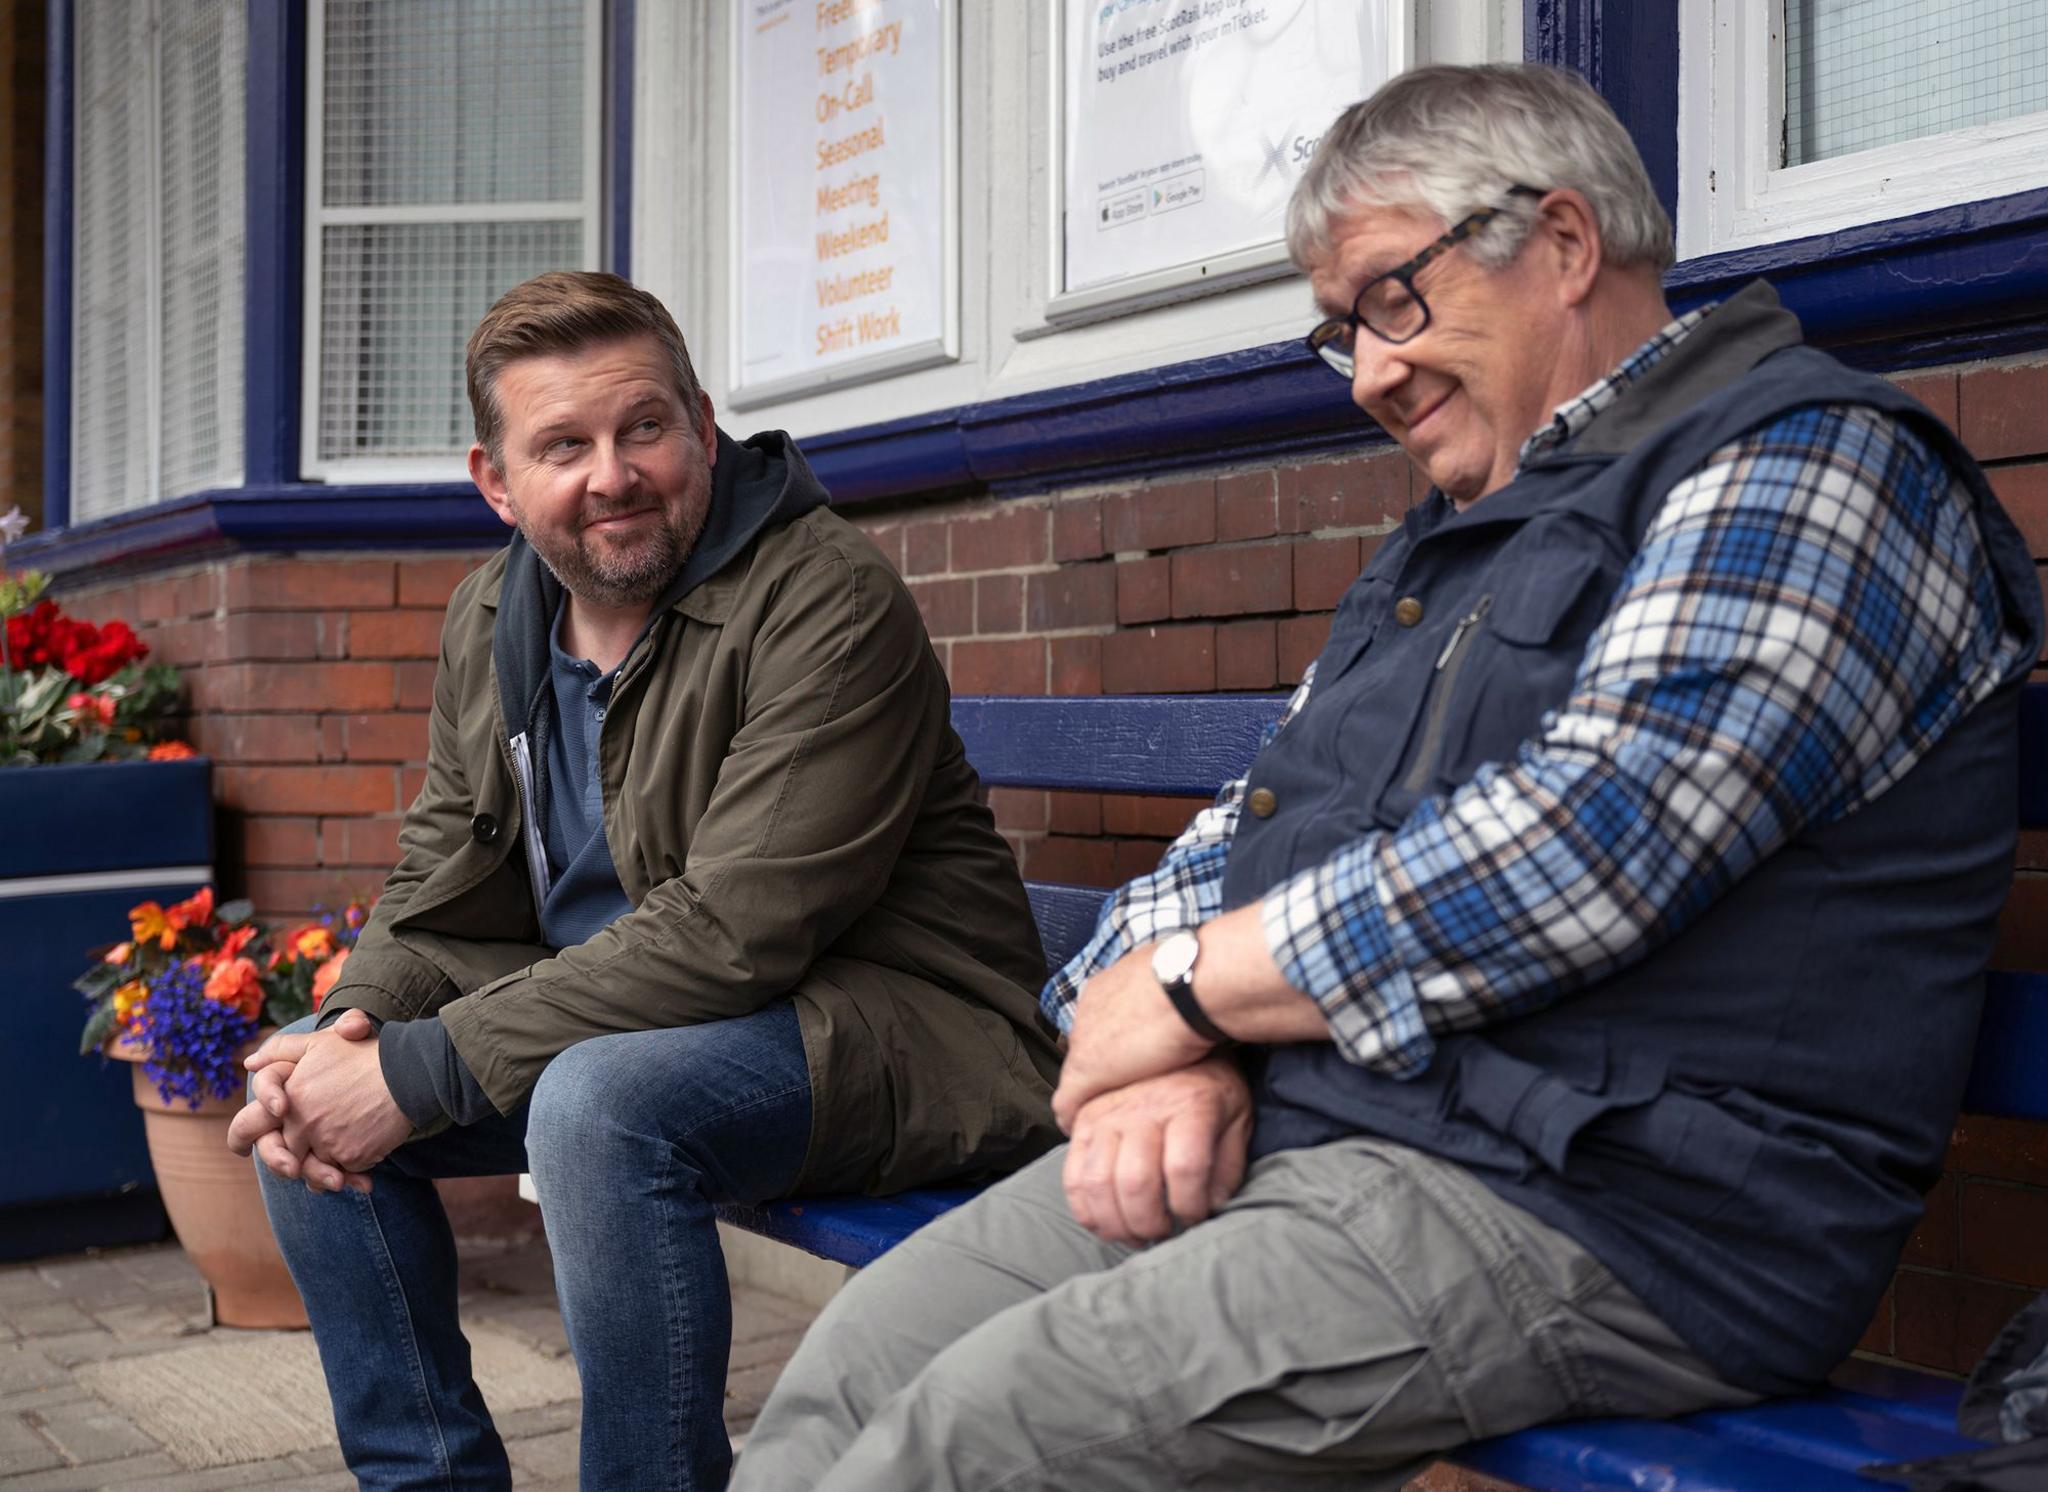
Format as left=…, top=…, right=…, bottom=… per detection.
left=1152, top=931, right=1199, bottom=985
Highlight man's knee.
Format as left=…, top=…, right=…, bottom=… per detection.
left=524, top=1033, right=657, bottom=1173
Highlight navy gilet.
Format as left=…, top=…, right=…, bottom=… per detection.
left=1220, top=282, right=2045, bottom=1394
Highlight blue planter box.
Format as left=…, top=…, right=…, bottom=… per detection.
left=0, top=757, right=214, bottom=1259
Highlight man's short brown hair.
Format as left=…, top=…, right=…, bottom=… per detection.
left=465, top=270, right=706, bottom=462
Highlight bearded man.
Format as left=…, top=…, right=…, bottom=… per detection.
left=228, top=271, right=1060, bottom=1491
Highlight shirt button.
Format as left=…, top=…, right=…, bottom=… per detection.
left=1394, top=596, right=1425, bottom=626
left=1248, top=787, right=1278, bottom=818
left=470, top=813, right=500, bottom=844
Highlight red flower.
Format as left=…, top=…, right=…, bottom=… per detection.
left=65, top=691, right=116, bottom=727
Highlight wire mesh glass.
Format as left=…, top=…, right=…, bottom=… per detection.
left=1786, top=0, right=2048, bottom=165
left=316, top=221, right=583, bottom=461
left=321, top=0, right=586, bottom=207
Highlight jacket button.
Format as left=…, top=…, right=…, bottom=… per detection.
left=1394, top=596, right=1425, bottom=626
left=471, top=813, right=500, bottom=844
left=1248, top=787, right=1278, bottom=818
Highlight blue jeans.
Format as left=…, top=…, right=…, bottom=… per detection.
left=257, top=1000, right=813, bottom=1492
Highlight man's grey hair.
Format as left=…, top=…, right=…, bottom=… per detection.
left=1286, top=64, right=1673, bottom=275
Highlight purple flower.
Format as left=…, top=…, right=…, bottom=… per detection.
left=134, top=960, right=258, bottom=1108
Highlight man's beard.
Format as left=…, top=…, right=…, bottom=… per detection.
left=523, top=496, right=709, bottom=609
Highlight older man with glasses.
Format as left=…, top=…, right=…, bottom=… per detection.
left=731, top=63, right=2043, bottom=1491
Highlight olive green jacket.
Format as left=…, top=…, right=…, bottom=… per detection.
left=324, top=438, right=1060, bottom=1192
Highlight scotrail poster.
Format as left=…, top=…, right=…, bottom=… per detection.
left=733, top=0, right=955, bottom=401
left=1062, top=0, right=1400, bottom=296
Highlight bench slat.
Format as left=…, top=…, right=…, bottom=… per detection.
left=1967, top=971, right=2048, bottom=1120
left=714, top=1189, right=979, bottom=1269
left=953, top=694, right=1286, bottom=796
left=1452, top=1416, right=1888, bottom=1492
left=1681, top=1398, right=1984, bottom=1472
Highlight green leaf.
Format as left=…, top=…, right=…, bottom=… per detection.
left=73, top=962, right=123, bottom=999
left=79, top=999, right=121, bottom=1056
left=217, top=898, right=255, bottom=926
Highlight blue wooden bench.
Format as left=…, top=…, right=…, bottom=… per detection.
left=717, top=688, right=2048, bottom=1490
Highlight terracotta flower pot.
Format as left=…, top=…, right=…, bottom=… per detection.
left=108, top=1033, right=308, bottom=1329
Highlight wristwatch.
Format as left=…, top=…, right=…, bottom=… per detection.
left=1151, top=930, right=1231, bottom=1045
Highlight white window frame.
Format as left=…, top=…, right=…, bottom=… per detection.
left=70, top=0, right=246, bottom=521
left=1678, top=0, right=2048, bottom=261
left=299, top=0, right=605, bottom=484
left=635, top=2, right=1517, bottom=448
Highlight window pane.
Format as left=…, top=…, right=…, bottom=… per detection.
left=322, top=0, right=585, bottom=208
left=1786, top=0, right=2048, bottom=165
left=316, top=221, right=583, bottom=461
left=159, top=0, right=246, bottom=498
left=71, top=0, right=152, bottom=523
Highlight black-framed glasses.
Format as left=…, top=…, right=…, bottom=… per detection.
left=1305, top=185, right=1545, bottom=379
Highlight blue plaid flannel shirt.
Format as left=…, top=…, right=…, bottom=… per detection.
left=1041, top=308, right=2027, bottom=1075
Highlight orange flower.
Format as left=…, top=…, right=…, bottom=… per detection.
left=217, top=924, right=257, bottom=961
left=310, top=948, right=349, bottom=1012
left=203, top=956, right=265, bottom=1020
left=128, top=901, right=174, bottom=950
left=290, top=925, right=335, bottom=962
left=112, top=979, right=148, bottom=1026
left=102, top=941, right=133, bottom=966
left=65, top=691, right=116, bottom=727
left=147, top=740, right=196, bottom=760
left=167, top=886, right=214, bottom=934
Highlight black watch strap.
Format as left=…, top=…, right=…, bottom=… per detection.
left=1162, top=972, right=1232, bottom=1045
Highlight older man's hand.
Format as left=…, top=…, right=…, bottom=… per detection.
left=1052, top=942, right=1218, bottom=1133
left=1063, top=1054, right=1252, bottom=1246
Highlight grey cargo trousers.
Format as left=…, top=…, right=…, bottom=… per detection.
left=730, top=1136, right=1757, bottom=1491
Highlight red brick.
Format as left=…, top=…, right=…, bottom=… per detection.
left=1991, top=464, right=2048, bottom=559
left=987, top=788, right=1048, bottom=832
left=1950, top=1114, right=2048, bottom=1186
left=1049, top=636, right=1103, bottom=695
left=950, top=638, right=1045, bottom=695
left=320, top=816, right=404, bottom=868
left=340, top=712, right=428, bottom=763
left=190, top=661, right=397, bottom=714
left=910, top=578, right=974, bottom=638
left=1170, top=543, right=1293, bottom=619
left=1993, top=872, right=2048, bottom=970
left=1216, top=619, right=1277, bottom=689
left=860, top=522, right=907, bottom=575
left=1053, top=497, right=1106, bottom=562
left=1023, top=835, right=1119, bottom=889
left=1294, top=536, right=1364, bottom=612
left=1131, top=480, right=1217, bottom=551
left=1891, top=371, right=1959, bottom=436
left=1103, top=491, right=1141, bottom=552
left=220, top=612, right=320, bottom=662
left=147, top=617, right=224, bottom=667
left=1048, top=790, right=1102, bottom=835
left=400, top=766, right=430, bottom=806
left=903, top=521, right=949, bottom=576
left=319, top=717, right=347, bottom=760
left=2018, top=829, right=2048, bottom=872
left=224, top=558, right=397, bottom=611
left=397, top=557, right=488, bottom=609
left=1279, top=451, right=1407, bottom=533
left=1903, top=1174, right=1956, bottom=1270
left=172, top=570, right=221, bottom=617
left=1102, top=794, right=1205, bottom=838
left=1101, top=625, right=1215, bottom=694
left=950, top=505, right=1048, bottom=571
left=316, top=613, right=351, bottom=660
left=1216, top=472, right=1277, bottom=542
left=1958, top=1179, right=2048, bottom=1287
left=188, top=714, right=324, bottom=764
left=976, top=574, right=1024, bottom=634
left=1026, top=563, right=1116, bottom=631
left=1117, top=558, right=1171, bottom=624
left=1893, top=1268, right=2035, bottom=1374
left=1961, top=362, right=2048, bottom=462
left=1278, top=613, right=1334, bottom=683
left=243, top=867, right=372, bottom=919
left=135, top=577, right=182, bottom=624
left=216, top=764, right=399, bottom=816
left=1857, top=1283, right=1895, bottom=1357
left=396, top=661, right=437, bottom=710
left=242, top=817, right=319, bottom=867
left=1112, top=838, right=1169, bottom=883
left=348, top=610, right=445, bottom=659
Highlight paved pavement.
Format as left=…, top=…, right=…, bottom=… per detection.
left=0, top=1235, right=821, bottom=1490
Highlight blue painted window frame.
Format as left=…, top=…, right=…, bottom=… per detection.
left=27, top=0, right=2048, bottom=575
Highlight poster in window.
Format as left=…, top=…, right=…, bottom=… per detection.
left=731, top=0, right=956, bottom=404
left=1061, top=0, right=1402, bottom=300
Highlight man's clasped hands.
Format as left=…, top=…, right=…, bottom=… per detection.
left=226, top=1012, right=413, bottom=1195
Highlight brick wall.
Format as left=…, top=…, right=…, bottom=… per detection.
left=0, top=0, right=44, bottom=524
left=46, top=347, right=2048, bottom=1381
